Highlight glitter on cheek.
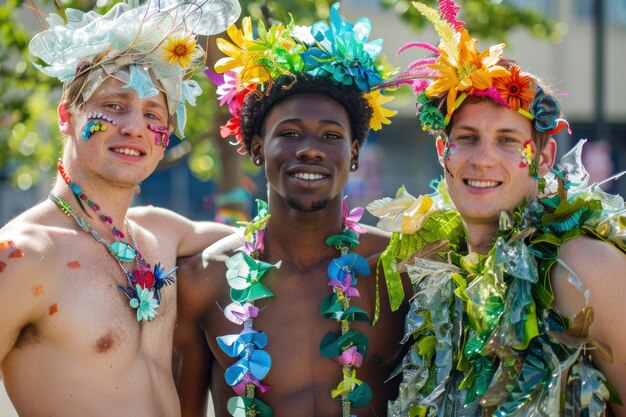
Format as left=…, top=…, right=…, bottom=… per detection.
left=31, top=284, right=45, bottom=296
left=0, top=240, right=15, bottom=250
left=9, top=248, right=24, bottom=258
left=49, top=304, right=59, bottom=315
left=67, top=261, right=81, bottom=269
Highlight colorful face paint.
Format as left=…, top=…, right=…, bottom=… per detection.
left=147, top=123, right=170, bottom=148
left=519, top=139, right=538, bottom=179
left=81, top=113, right=115, bottom=141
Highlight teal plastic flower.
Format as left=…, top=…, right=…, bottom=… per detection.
left=302, top=2, right=383, bottom=91
left=129, top=284, right=159, bottom=321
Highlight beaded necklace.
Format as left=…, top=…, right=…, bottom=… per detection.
left=49, top=163, right=176, bottom=322
left=219, top=198, right=372, bottom=417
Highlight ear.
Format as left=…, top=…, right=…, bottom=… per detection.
left=435, top=136, right=446, bottom=168
left=537, top=137, right=557, bottom=177
left=250, top=134, right=264, bottom=164
left=350, top=140, right=360, bottom=165
left=58, top=101, right=74, bottom=136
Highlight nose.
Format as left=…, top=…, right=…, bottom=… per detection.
left=469, top=140, right=496, bottom=167
left=295, top=136, right=326, bottom=160
left=118, top=108, right=146, bottom=139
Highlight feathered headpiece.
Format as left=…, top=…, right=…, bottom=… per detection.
left=207, top=2, right=397, bottom=154
left=29, top=0, right=241, bottom=138
left=379, top=0, right=570, bottom=137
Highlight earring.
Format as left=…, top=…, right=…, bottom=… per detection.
left=255, top=157, right=262, bottom=166
left=350, top=161, right=358, bottom=171
left=135, top=183, right=142, bottom=194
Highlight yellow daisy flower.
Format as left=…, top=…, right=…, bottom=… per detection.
left=214, top=17, right=255, bottom=74
left=161, top=36, right=197, bottom=68
left=364, top=89, right=397, bottom=131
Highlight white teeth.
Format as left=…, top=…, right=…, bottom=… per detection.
left=467, top=179, right=499, bottom=188
left=292, top=172, right=326, bottom=180
left=113, top=148, right=141, bottom=156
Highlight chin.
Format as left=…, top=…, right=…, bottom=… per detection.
left=285, top=195, right=330, bottom=212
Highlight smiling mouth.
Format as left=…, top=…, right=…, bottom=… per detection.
left=112, top=147, right=142, bottom=157
left=290, top=172, right=328, bottom=180
left=465, top=179, right=501, bottom=188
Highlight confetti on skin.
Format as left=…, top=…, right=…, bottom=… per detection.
left=49, top=304, right=59, bottom=315
left=0, top=261, right=6, bottom=272
left=9, top=248, right=24, bottom=258
left=31, top=284, right=45, bottom=296
left=0, top=240, right=14, bottom=250
left=67, top=261, right=81, bottom=269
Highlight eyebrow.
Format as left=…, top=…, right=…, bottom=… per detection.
left=92, top=92, right=167, bottom=111
left=452, top=124, right=526, bottom=135
left=277, top=118, right=347, bottom=129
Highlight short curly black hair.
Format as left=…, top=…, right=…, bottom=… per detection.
left=239, top=73, right=372, bottom=154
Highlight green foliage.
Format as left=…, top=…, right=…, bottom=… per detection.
left=380, top=0, right=560, bottom=43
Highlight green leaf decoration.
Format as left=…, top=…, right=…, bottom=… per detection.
left=347, top=381, right=373, bottom=408
left=226, top=395, right=274, bottom=417
left=320, top=329, right=369, bottom=358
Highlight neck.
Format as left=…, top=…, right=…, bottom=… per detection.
left=463, top=221, right=498, bottom=255
left=264, top=194, right=344, bottom=266
left=51, top=158, right=136, bottom=239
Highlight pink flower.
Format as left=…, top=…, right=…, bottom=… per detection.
left=342, top=197, right=367, bottom=234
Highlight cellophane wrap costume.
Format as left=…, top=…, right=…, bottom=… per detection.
left=366, top=0, right=625, bottom=415
left=369, top=141, right=625, bottom=416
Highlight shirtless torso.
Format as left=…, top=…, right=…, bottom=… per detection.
left=1, top=199, right=228, bottom=417
left=176, top=223, right=408, bottom=417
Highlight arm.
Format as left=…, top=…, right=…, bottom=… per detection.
left=0, top=229, right=49, bottom=369
left=128, top=206, right=235, bottom=257
left=552, top=236, right=626, bottom=416
left=174, top=254, right=214, bottom=417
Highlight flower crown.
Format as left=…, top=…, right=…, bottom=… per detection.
left=29, top=0, right=241, bottom=138
left=379, top=0, right=570, bottom=138
left=208, top=2, right=397, bottom=154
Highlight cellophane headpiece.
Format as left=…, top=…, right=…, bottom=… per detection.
left=208, top=2, right=397, bottom=154
left=378, top=0, right=570, bottom=140
left=29, top=0, right=241, bottom=138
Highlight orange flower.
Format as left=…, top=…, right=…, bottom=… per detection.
left=493, top=65, right=534, bottom=111
left=426, top=29, right=509, bottom=118
left=161, top=36, right=197, bottom=68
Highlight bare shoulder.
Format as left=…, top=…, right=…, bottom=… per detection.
left=358, top=224, right=391, bottom=259
left=176, top=233, right=245, bottom=312
left=0, top=203, right=69, bottom=356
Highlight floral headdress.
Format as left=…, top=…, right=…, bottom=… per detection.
left=29, top=0, right=241, bottom=138
left=378, top=0, right=570, bottom=138
left=208, top=2, right=397, bottom=154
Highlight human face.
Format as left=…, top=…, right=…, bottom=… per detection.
left=444, top=100, right=555, bottom=228
left=252, top=93, right=358, bottom=212
left=61, top=76, right=170, bottom=188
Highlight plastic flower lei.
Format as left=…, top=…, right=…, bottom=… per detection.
left=219, top=198, right=373, bottom=417
left=208, top=2, right=397, bottom=154
left=376, top=0, right=570, bottom=137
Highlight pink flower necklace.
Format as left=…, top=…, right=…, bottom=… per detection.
left=49, top=160, right=176, bottom=322
left=218, top=198, right=372, bottom=417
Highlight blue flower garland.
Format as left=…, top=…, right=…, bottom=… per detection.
left=219, top=198, right=373, bottom=417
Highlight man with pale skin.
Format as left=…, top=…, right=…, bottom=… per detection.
left=0, top=0, right=240, bottom=415
left=369, top=1, right=626, bottom=414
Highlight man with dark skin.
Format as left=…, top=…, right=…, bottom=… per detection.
left=175, top=6, right=407, bottom=416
